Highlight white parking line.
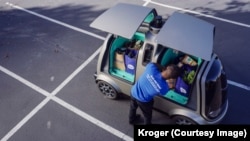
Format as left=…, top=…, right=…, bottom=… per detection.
left=0, top=65, right=133, bottom=141
left=1, top=2, right=136, bottom=141
left=52, top=97, right=133, bottom=141
left=0, top=66, right=50, bottom=97
left=4, top=2, right=250, bottom=91
left=1, top=1, right=250, bottom=141
left=0, top=97, right=51, bottom=141
left=148, top=0, right=250, bottom=28
left=51, top=47, right=101, bottom=95
left=228, top=80, right=250, bottom=91
left=143, top=0, right=151, bottom=6
left=5, top=2, right=106, bottom=41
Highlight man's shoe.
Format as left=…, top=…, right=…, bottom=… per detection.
left=129, top=114, right=141, bottom=124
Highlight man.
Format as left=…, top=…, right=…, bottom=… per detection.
left=129, top=62, right=181, bottom=125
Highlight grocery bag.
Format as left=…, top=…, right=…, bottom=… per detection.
left=175, top=77, right=189, bottom=96
left=125, top=49, right=138, bottom=75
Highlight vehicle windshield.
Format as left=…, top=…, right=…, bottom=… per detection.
left=205, top=60, right=228, bottom=118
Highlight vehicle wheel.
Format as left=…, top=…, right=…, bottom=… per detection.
left=97, top=81, right=119, bottom=100
left=171, top=115, right=197, bottom=125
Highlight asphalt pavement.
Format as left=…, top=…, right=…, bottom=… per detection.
left=0, top=0, right=250, bottom=141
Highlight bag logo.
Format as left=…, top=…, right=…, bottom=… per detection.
left=127, top=64, right=135, bottom=70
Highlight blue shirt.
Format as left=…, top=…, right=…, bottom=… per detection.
left=131, top=63, right=169, bottom=102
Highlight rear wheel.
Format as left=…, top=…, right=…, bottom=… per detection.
left=171, top=115, right=197, bottom=125
left=97, top=81, right=119, bottom=100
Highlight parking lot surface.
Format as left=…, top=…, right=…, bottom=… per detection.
left=1, top=0, right=250, bottom=141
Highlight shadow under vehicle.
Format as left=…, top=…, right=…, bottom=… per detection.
left=90, top=3, right=228, bottom=125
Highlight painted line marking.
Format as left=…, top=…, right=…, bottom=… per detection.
left=228, top=80, right=250, bottom=91
left=51, top=47, right=101, bottom=95
left=5, top=2, right=105, bottom=41
left=0, top=97, right=51, bottom=141
left=52, top=97, right=133, bottom=141
left=143, top=0, right=151, bottom=7
left=2, top=2, right=147, bottom=141
left=0, top=66, right=50, bottom=97
left=4, top=1, right=250, bottom=91
left=147, top=0, right=250, bottom=28
left=0, top=64, right=133, bottom=141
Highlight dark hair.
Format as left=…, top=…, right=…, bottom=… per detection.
left=168, top=64, right=181, bottom=79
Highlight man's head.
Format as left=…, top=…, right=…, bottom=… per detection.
left=161, top=64, right=181, bottom=80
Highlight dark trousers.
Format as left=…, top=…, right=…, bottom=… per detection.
left=129, top=96, right=154, bottom=125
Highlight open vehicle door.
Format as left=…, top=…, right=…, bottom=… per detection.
left=156, top=12, right=215, bottom=61
left=90, top=3, right=156, bottom=39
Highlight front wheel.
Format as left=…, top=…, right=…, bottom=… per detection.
left=171, top=115, right=197, bottom=125
left=97, top=81, right=119, bottom=100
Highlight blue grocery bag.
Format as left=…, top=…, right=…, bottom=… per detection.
left=125, top=49, right=138, bottom=75
left=175, top=77, right=189, bottom=96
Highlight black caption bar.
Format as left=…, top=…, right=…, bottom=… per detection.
left=134, top=125, right=249, bottom=140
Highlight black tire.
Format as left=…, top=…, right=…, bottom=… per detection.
left=97, top=81, right=119, bottom=100
left=171, top=115, right=198, bottom=125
